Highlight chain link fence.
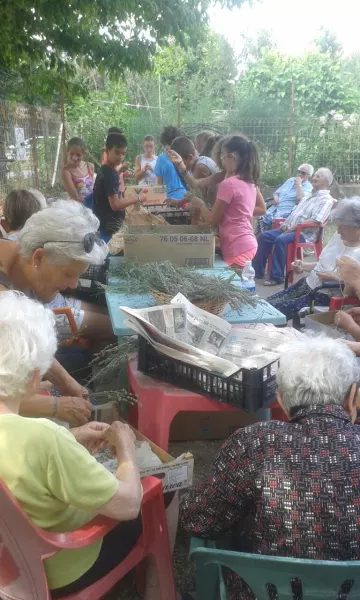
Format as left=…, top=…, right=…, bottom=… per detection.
left=0, top=100, right=62, bottom=200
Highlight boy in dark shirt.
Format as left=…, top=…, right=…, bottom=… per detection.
left=93, top=133, right=141, bottom=241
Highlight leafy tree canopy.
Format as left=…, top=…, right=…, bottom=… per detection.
left=237, top=43, right=360, bottom=117
left=125, top=31, right=238, bottom=123
left=1, top=0, right=249, bottom=75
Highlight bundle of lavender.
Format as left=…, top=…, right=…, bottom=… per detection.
left=107, top=260, right=258, bottom=313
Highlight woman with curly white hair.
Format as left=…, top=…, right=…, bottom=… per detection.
left=0, top=200, right=112, bottom=425
left=0, top=291, right=179, bottom=600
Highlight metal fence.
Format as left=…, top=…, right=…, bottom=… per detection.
left=0, top=100, right=62, bottom=200
left=1, top=98, right=360, bottom=200
left=126, top=113, right=360, bottom=188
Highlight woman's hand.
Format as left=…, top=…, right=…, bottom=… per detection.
left=105, top=421, right=136, bottom=458
left=345, top=341, right=360, bottom=356
left=291, top=259, right=303, bottom=274
left=56, top=396, right=93, bottom=426
left=58, top=375, right=89, bottom=400
left=334, top=310, right=357, bottom=330
left=345, top=307, right=360, bottom=324
left=336, top=257, right=360, bottom=295
left=71, top=421, right=110, bottom=454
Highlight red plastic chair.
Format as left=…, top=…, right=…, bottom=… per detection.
left=328, top=296, right=360, bottom=310
left=286, top=222, right=325, bottom=284
left=52, top=307, right=89, bottom=348
left=0, top=476, right=176, bottom=600
left=267, top=222, right=324, bottom=283
left=127, top=358, right=239, bottom=451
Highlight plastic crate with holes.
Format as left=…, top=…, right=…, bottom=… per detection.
left=144, top=204, right=191, bottom=225
left=137, top=337, right=279, bottom=412
left=73, top=258, right=110, bottom=307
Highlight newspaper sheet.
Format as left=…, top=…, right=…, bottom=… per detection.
left=119, top=295, right=303, bottom=376
left=219, top=325, right=304, bottom=369
left=170, top=293, right=232, bottom=354
left=120, top=305, right=241, bottom=377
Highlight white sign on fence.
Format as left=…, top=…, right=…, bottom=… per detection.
left=14, top=127, right=26, bottom=160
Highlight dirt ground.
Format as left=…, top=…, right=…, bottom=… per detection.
left=104, top=439, right=222, bottom=600
left=104, top=223, right=339, bottom=599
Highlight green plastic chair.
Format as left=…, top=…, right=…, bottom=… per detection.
left=190, top=537, right=360, bottom=600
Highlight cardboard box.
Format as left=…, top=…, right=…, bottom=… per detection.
left=169, top=409, right=257, bottom=441
left=124, top=225, right=215, bottom=267
left=305, top=311, right=354, bottom=340
left=124, top=185, right=166, bottom=205
left=92, top=402, right=194, bottom=493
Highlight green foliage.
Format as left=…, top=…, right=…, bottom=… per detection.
left=237, top=48, right=360, bottom=117
left=65, top=80, right=132, bottom=164
left=125, top=31, right=238, bottom=125
left=1, top=0, right=250, bottom=74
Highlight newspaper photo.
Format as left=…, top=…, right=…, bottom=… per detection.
left=170, top=293, right=232, bottom=353
left=119, top=295, right=303, bottom=377
left=119, top=303, right=241, bottom=377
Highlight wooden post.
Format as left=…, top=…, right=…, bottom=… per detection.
left=30, top=106, right=39, bottom=188
left=288, top=80, right=294, bottom=177
left=176, top=80, right=181, bottom=128
left=60, top=90, right=67, bottom=166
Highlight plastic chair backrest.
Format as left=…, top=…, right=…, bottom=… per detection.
left=0, top=481, right=55, bottom=600
left=329, top=296, right=360, bottom=311
left=190, top=540, right=360, bottom=600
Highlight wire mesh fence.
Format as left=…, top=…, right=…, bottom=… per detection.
left=0, top=100, right=62, bottom=200
left=1, top=97, right=360, bottom=200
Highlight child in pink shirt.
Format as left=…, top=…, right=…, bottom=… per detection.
left=188, top=134, right=266, bottom=268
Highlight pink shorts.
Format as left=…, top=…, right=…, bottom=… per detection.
left=225, top=246, right=257, bottom=267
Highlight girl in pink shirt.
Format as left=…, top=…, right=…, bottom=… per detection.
left=189, top=134, right=266, bottom=268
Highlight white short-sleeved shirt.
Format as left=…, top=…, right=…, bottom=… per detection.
left=306, top=232, right=360, bottom=289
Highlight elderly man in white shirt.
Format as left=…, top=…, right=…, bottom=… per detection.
left=252, top=168, right=334, bottom=285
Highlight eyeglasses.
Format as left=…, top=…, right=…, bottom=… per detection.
left=297, top=170, right=307, bottom=176
left=42, top=233, right=101, bottom=253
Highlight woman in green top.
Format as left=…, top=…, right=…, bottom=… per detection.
left=0, top=291, right=179, bottom=599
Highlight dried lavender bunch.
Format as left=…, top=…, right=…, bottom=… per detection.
left=87, top=337, right=137, bottom=386
left=107, top=261, right=257, bottom=312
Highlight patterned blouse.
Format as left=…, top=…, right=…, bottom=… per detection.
left=284, top=189, right=334, bottom=243
left=180, top=404, right=360, bottom=600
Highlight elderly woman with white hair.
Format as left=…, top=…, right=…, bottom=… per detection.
left=0, top=291, right=180, bottom=599
left=0, top=199, right=113, bottom=425
left=267, top=196, right=360, bottom=320
left=256, top=163, right=314, bottom=234
left=253, top=167, right=334, bottom=285
left=181, top=336, right=360, bottom=600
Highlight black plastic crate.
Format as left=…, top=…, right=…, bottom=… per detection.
left=79, top=258, right=109, bottom=287
left=137, top=337, right=279, bottom=412
left=72, top=258, right=109, bottom=307
left=144, top=204, right=191, bottom=225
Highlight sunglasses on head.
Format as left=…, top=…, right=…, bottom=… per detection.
left=41, top=233, right=100, bottom=253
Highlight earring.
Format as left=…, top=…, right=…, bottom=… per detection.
left=34, top=265, right=38, bottom=269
